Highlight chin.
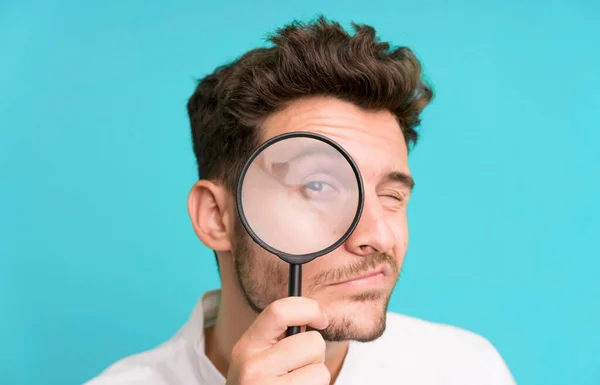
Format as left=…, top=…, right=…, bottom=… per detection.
left=316, top=291, right=390, bottom=342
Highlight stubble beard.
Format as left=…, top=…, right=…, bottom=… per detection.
left=232, top=219, right=400, bottom=342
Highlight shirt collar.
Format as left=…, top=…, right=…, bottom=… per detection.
left=182, top=289, right=225, bottom=384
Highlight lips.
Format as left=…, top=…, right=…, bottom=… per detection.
left=330, top=266, right=387, bottom=286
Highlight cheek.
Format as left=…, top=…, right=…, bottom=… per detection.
left=251, top=242, right=282, bottom=268
left=258, top=249, right=290, bottom=283
left=388, top=212, right=409, bottom=258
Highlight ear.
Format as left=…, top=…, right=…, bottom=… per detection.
left=187, top=180, right=233, bottom=252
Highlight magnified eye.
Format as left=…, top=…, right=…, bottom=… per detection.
left=301, top=180, right=337, bottom=200
left=305, top=181, right=329, bottom=191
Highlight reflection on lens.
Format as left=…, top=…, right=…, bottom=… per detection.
left=239, top=135, right=361, bottom=256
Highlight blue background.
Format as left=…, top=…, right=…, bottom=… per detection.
left=1, top=1, right=599, bottom=384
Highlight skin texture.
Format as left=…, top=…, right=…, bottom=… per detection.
left=187, top=95, right=413, bottom=384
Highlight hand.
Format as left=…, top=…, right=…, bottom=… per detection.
left=225, top=296, right=331, bottom=385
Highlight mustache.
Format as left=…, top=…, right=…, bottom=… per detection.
left=308, top=252, right=399, bottom=290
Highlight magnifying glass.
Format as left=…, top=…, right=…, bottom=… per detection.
left=236, top=131, right=364, bottom=337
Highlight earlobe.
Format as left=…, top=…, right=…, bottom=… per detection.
left=187, top=180, right=233, bottom=252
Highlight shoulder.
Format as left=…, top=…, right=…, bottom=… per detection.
left=81, top=336, right=198, bottom=385
left=383, top=311, right=500, bottom=353
left=360, top=312, right=516, bottom=384
left=83, top=365, right=170, bottom=385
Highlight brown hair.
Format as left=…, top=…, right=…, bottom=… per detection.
left=187, top=16, right=433, bottom=192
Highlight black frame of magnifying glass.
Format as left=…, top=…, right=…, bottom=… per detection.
left=235, top=131, right=365, bottom=266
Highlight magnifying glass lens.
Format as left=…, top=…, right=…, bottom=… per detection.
left=240, top=136, right=361, bottom=258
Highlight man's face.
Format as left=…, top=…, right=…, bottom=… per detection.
left=232, top=96, right=413, bottom=342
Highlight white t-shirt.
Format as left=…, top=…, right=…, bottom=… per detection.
left=84, top=290, right=516, bottom=385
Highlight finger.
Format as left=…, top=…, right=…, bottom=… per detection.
left=252, top=330, right=326, bottom=377
left=240, top=297, right=328, bottom=353
left=275, top=363, right=331, bottom=385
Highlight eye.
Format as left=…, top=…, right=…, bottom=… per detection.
left=305, top=181, right=329, bottom=191
left=379, top=192, right=407, bottom=207
left=386, top=194, right=404, bottom=202
left=301, top=181, right=337, bottom=200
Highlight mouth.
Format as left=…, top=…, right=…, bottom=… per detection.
left=328, top=265, right=388, bottom=288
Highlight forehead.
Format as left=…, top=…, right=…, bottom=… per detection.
left=259, top=96, right=410, bottom=180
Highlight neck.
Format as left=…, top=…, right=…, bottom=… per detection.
left=204, top=263, right=349, bottom=383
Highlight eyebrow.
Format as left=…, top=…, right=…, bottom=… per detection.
left=385, top=171, right=415, bottom=191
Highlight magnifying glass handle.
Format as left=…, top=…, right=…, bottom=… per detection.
left=286, top=263, right=302, bottom=337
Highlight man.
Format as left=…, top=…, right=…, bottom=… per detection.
left=85, top=17, right=516, bottom=385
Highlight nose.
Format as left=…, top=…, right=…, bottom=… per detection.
left=344, top=190, right=395, bottom=256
